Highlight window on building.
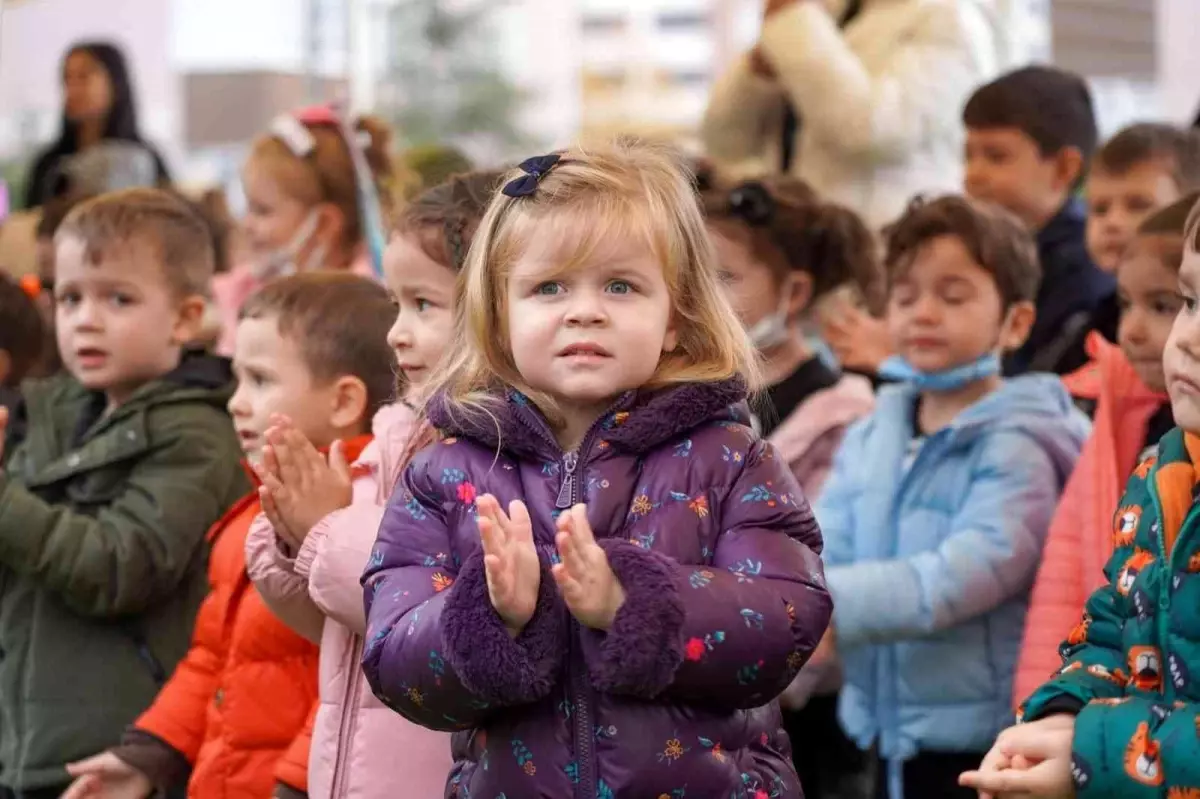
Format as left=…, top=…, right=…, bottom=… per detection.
left=657, top=12, right=709, bottom=30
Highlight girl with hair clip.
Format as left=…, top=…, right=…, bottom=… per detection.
left=244, top=170, right=506, bottom=799
left=703, top=177, right=880, bottom=498
left=212, top=106, right=396, bottom=355
left=362, top=141, right=832, bottom=799
left=704, top=178, right=878, bottom=799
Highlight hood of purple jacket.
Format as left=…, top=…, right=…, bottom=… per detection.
left=362, top=377, right=831, bottom=799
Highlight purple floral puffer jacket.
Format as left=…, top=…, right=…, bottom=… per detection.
left=362, top=377, right=832, bottom=799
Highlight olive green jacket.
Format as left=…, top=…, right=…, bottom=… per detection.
left=0, top=353, right=248, bottom=790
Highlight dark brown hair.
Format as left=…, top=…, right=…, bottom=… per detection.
left=56, top=187, right=215, bottom=297
left=395, top=170, right=506, bottom=271
left=963, top=65, right=1098, bottom=163
left=239, top=272, right=397, bottom=417
left=1094, top=123, right=1200, bottom=192
left=702, top=178, right=881, bottom=309
left=885, top=195, right=1041, bottom=307
left=1127, top=193, right=1200, bottom=276
left=0, top=274, right=46, bottom=387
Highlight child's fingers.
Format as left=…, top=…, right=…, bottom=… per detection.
left=260, top=444, right=283, bottom=481
left=569, top=504, right=595, bottom=546
left=556, top=529, right=587, bottom=581
left=484, top=552, right=509, bottom=599
left=551, top=562, right=582, bottom=603
left=507, top=499, right=532, bottom=541
left=273, top=436, right=302, bottom=486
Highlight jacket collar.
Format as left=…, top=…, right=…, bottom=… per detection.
left=427, top=377, right=750, bottom=459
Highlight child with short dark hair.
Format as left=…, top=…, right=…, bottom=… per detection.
left=0, top=272, right=46, bottom=455
left=1014, top=193, right=1197, bottom=709
left=814, top=195, right=1090, bottom=799
left=0, top=188, right=247, bottom=797
left=962, top=192, right=1200, bottom=799
left=65, top=272, right=397, bottom=799
left=963, top=65, right=1110, bottom=376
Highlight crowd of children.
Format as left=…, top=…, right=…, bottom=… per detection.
left=3, top=41, right=1200, bottom=799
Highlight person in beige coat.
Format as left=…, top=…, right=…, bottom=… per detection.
left=702, top=0, right=1021, bottom=231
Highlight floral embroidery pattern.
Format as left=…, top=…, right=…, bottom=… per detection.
left=404, top=496, right=427, bottom=520
left=722, top=445, right=743, bottom=463
left=685, top=631, right=726, bottom=661
left=594, top=724, right=618, bottom=741
left=741, top=609, right=765, bottom=630
left=511, top=739, right=536, bottom=776
left=656, top=735, right=690, bottom=764
left=736, top=660, right=765, bottom=685
left=674, top=439, right=693, bottom=458
left=689, top=569, right=714, bottom=589
left=431, top=572, right=454, bottom=592
left=690, top=496, right=710, bottom=518
left=422, top=552, right=449, bottom=568
left=630, top=531, right=657, bottom=550
left=564, top=761, right=580, bottom=784
left=456, top=481, right=478, bottom=504
left=597, top=780, right=615, bottom=799
left=658, top=790, right=688, bottom=799
left=368, top=549, right=384, bottom=569
left=729, top=560, right=762, bottom=583
left=428, top=650, right=445, bottom=685
left=630, top=493, right=659, bottom=518
left=699, top=736, right=726, bottom=763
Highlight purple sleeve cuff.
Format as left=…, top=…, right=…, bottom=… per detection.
left=582, top=540, right=685, bottom=698
left=441, top=547, right=565, bottom=704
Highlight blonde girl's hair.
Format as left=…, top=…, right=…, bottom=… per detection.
left=243, top=115, right=403, bottom=255
left=429, top=138, right=761, bottom=429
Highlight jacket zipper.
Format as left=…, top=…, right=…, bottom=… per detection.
left=510, top=398, right=628, bottom=799
left=330, top=633, right=364, bottom=798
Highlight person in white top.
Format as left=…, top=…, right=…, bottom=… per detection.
left=703, top=0, right=1021, bottom=231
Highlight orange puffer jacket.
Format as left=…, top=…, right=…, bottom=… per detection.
left=133, top=447, right=368, bottom=796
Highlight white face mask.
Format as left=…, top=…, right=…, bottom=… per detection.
left=745, top=283, right=795, bottom=351
left=252, top=210, right=324, bottom=279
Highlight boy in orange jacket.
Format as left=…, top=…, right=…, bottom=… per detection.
left=63, top=273, right=397, bottom=799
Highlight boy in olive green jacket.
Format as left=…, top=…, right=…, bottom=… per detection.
left=0, top=189, right=247, bottom=798
left=962, top=196, right=1200, bottom=798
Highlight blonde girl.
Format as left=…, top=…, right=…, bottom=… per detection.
left=362, top=141, right=832, bottom=799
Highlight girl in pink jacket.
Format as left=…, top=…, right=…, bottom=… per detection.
left=245, top=171, right=502, bottom=799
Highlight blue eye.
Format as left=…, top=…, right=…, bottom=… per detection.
left=607, top=280, right=633, bottom=295
left=535, top=282, right=562, bottom=297
left=415, top=297, right=432, bottom=312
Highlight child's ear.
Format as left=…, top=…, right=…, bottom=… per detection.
left=784, top=272, right=814, bottom=321
left=170, top=295, right=209, bottom=346
left=1052, top=146, right=1085, bottom=193
left=315, top=202, right=348, bottom=251
left=328, top=375, right=369, bottom=433
left=999, top=300, right=1037, bottom=352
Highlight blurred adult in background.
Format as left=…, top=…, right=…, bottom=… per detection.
left=702, top=0, right=1019, bottom=231
left=24, top=42, right=170, bottom=210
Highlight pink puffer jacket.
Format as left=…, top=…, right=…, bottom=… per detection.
left=245, top=402, right=451, bottom=799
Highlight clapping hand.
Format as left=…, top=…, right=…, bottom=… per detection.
left=255, top=415, right=353, bottom=553
left=477, top=494, right=541, bottom=637
left=552, top=504, right=626, bottom=631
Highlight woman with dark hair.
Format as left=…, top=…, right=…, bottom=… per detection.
left=23, top=41, right=170, bottom=209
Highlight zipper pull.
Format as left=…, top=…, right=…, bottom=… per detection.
left=555, top=451, right=578, bottom=509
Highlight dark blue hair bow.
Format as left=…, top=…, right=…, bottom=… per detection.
left=502, top=153, right=562, bottom=198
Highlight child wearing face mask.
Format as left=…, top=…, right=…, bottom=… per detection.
left=362, top=142, right=832, bottom=799
left=63, top=274, right=397, bottom=799
left=704, top=178, right=880, bottom=497
left=813, top=195, right=1090, bottom=799
left=1012, top=194, right=1196, bottom=708
left=211, top=107, right=396, bottom=356
left=243, top=171, right=504, bottom=799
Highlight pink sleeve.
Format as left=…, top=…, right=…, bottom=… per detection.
left=296, top=502, right=386, bottom=636
left=1012, top=445, right=1095, bottom=707
left=244, top=514, right=325, bottom=644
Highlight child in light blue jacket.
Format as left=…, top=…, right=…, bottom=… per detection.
left=813, top=195, right=1090, bottom=799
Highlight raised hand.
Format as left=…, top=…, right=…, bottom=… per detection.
left=476, top=494, right=541, bottom=637
left=552, top=504, right=626, bottom=631
left=255, top=416, right=353, bottom=551
left=63, top=752, right=153, bottom=799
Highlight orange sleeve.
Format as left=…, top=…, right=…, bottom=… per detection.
left=134, top=589, right=223, bottom=763
left=275, top=700, right=318, bottom=792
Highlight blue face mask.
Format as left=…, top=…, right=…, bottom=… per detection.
left=877, top=352, right=1002, bottom=392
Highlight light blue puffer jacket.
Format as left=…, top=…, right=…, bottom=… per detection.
left=814, top=375, right=1090, bottom=798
